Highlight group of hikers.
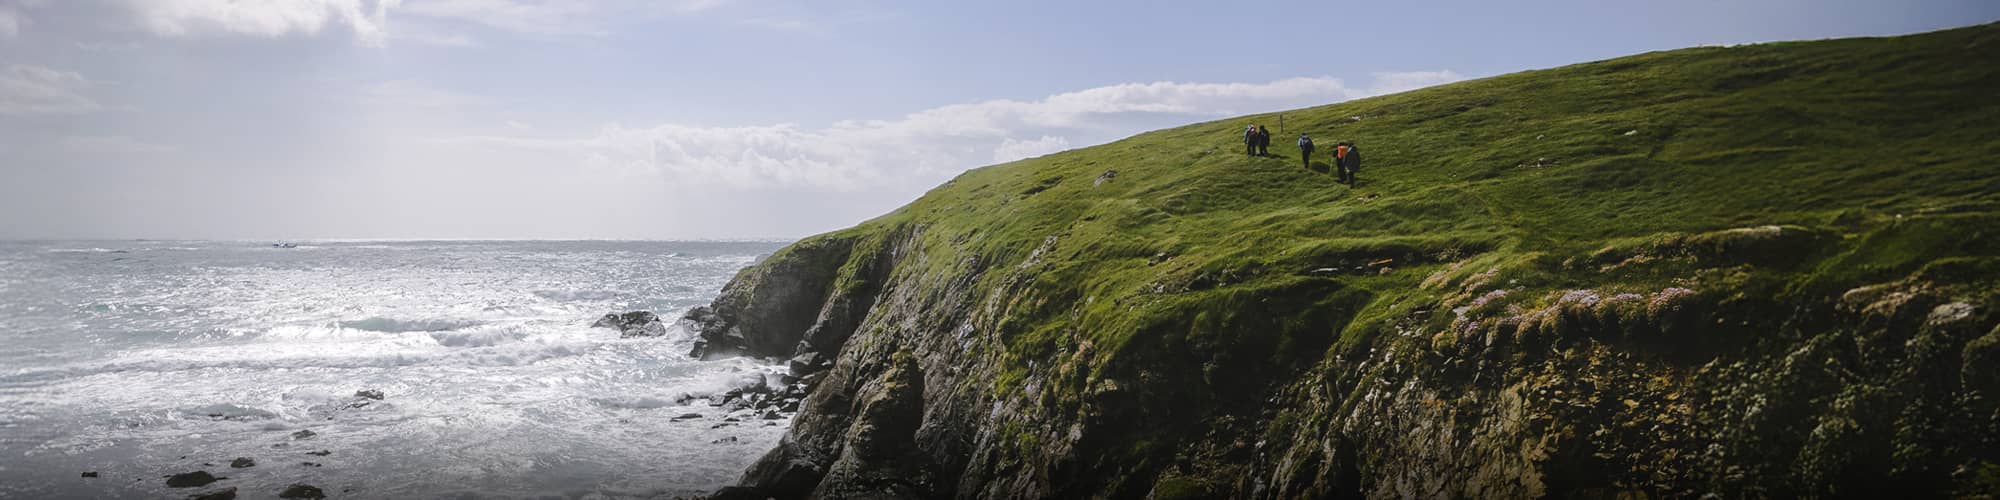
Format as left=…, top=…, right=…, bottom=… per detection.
left=1244, top=123, right=1362, bottom=186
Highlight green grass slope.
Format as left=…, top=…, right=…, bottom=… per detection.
left=728, top=22, right=2000, bottom=497
left=851, top=21, right=1998, bottom=381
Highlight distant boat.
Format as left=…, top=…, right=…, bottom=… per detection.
left=272, top=243, right=298, bottom=249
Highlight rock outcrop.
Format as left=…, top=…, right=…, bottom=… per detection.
left=591, top=311, right=669, bottom=338
left=684, top=228, right=903, bottom=361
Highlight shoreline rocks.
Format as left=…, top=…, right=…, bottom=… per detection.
left=165, top=471, right=222, bottom=488
left=279, top=483, right=325, bottom=499
left=591, top=311, right=669, bottom=338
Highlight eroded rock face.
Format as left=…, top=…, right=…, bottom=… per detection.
left=684, top=229, right=906, bottom=362
left=810, top=352, right=938, bottom=498
left=686, top=216, right=2000, bottom=500
left=684, top=236, right=859, bottom=360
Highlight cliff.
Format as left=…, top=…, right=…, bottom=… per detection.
left=687, top=23, right=2000, bottom=498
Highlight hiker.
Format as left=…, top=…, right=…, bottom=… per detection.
left=1335, top=141, right=1363, bottom=186
left=1296, top=134, right=1315, bottom=169
left=1244, top=125, right=1259, bottom=156
left=1255, top=125, right=1272, bottom=156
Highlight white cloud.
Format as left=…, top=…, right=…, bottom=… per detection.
left=91, top=0, right=731, bottom=46
left=126, top=0, right=397, bottom=46
left=397, top=0, right=731, bottom=36
left=0, top=7, right=22, bottom=38
left=0, top=65, right=99, bottom=115
left=395, top=0, right=595, bottom=35
left=450, top=73, right=1464, bottom=191
left=993, top=136, right=1070, bottom=163
left=1367, top=70, right=1465, bottom=96
left=60, top=135, right=178, bottom=154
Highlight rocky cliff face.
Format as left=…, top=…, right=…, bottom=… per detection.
left=689, top=223, right=1998, bottom=499
left=683, top=24, right=2000, bottom=499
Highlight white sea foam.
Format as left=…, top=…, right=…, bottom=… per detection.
left=0, top=240, right=790, bottom=499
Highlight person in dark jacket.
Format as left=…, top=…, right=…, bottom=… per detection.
left=1296, top=134, right=1315, bottom=169
left=1244, top=125, right=1259, bottom=156
left=1255, top=125, right=1271, bottom=156
left=1335, top=141, right=1362, bottom=186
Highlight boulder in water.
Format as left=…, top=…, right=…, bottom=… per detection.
left=189, top=487, right=238, bottom=500
left=289, top=430, right=315, bottom=440
left=229, top=457, right=255, bottom=468
left=354, top=389, right=385, bottom=400
left=591, top=311, right=669, bottom=338
left=279, top=484, right=325, bottom=499
left=165, top=471, right=223, bottom=488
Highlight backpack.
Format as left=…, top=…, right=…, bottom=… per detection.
left=1298, top=137, right=1314, bottom=150
left=1344, top=145, right=1362, bottom=170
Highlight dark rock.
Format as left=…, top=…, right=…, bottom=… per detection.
left=810, top=352, right=937, bottom=498
left=229, top=458, right=254, bottom=468
left=781, top=398, right=801, bottom=413
left=80, top=472, right=97, bottom=478
left=708, top=486, right=778, bottom=500
left=672, top=413, right=703, bottom=420
left=289, top=430, right=315, bottom=440
left=299, top=462, right=321, bottom=468
left=188, top=487, right=237, bottom=500
left=1093, top=169, right=1118, bottom=187
left=788, top=352, right=826, bottom=377
left=760, top=410, right=783, bottom=420
left=353, top=389, right=385, bottom=400
left=279, top=483, right=325, bottom=499
left=714, top=436, right=739, bottom=444
left=683, top=234, right=881, bottom=360
left=305, top=450, right=331, bottom=456
left=165, top=471, right=223, bottom=488
left=711, top=422, right=734, bottom=429
left=591, top=311, right=668, bottom=338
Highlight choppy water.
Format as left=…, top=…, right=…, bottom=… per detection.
left=0, top=240, right=792, bottom=499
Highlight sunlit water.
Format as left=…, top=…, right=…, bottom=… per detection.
left=0, top=240, right=792, bottom=499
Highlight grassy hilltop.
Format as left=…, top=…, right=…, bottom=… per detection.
left=699, top=23, right=2000, bottom=498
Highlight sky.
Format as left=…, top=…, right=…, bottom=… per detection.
left=1, top=1, right=1995, bottom=240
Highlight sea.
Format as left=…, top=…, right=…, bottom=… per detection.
left=0, top=240, right=794, bottom=499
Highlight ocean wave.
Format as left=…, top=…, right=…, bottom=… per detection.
left=44, top=248, right=122, bottom=253
left=180, top=403, right=277, bottom=420
left=337, top=317, right=485, bottom=333
left=531, top=289, right=624, bottom=301
left=426, top=327, right=531, bottom=347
